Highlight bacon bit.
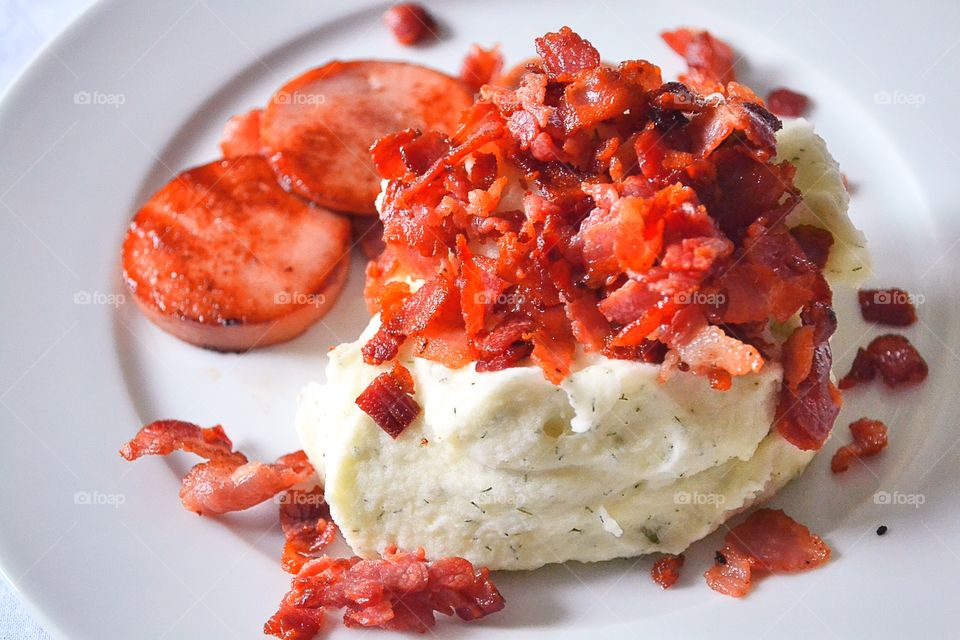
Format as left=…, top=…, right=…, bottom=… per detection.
left=651, top=554, right=685, bottom=589
left=766, top=88, right=810, bottom=117
left=120, top=421, right=315, bottom=516
left=858, top=288, right=918, bottom=326
left=839, top=334, right=928, bottom=389
left=831, top=418, right=889, bottom=473
left=119, top=420, right=244, bottom=464
left=179, top=451, right=315, bottom=516
left=791, top=225, right=834, bottom=269
left=705, top=509, right=831, bottom=597
left=661, top=28, right=735, bottom=93
left=534, top=26, right=601, bottom=81
left=461, top=44, right=504, bottom=93
left=264, top=546, right=505, bottom=638
left=703, top=547, right=753, bottom=597
left=356, top=364, right=422, bottom=438
left=383, top=4, right=435, bottom=46
left=279, top=487, right=338, bottom=574
left=838, top=348, right=875, bottom=390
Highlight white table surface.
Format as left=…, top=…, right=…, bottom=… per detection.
left=1, top=4, right=96, bottom=636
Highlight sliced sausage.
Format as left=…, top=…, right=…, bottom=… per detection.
left=122, top=155, right=351, bottom=351
left=220, top=108, right=263, bottom=158
left=260, top=60, right=473, bottom=215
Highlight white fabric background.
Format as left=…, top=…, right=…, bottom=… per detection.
left=0, top=3, right=96, bottom=636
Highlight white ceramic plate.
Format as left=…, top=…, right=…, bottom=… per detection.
left=1, top=0, right=958, bottom=637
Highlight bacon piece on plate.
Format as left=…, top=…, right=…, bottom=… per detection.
left=264, top=546, right=505, bottom=638
left=383, top=3, right=435, bottom=46
left=180, top=451, right=315, bottom=516
left=279, top=486, right=338, bottom=574
left=260, top=61, right=472, bottom=214
left=356, top=363, right=422, bottom=438
left=122, top=156, right=351, bottom=351
left=766, top=88, right=810, bottom=117
left=119, top=419, right=245, bottom=464
left=705, top=509, right=831, bottom=597
left=120, top=421, right=316, bottom=516
left=857, top=288, right=918, bottom=326
left=839, top=334, right=928, bottom=389
left=661, top=28, right=736, bottom=93
left=831, top=418, right=889, bottom=473
left=651, top=554, right=685, bottom=589
left=220, top=108, right=263, bottom=157
left=461, top=44, right=504, bottom=93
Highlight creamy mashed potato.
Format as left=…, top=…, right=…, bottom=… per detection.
left=296, top=120, right=861, bottom=570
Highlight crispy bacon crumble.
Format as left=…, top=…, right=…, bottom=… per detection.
left=839, top=334, right=928, bottom=389
left=651, top=554, right=685, bottom=589
left=766, top=88, right=810, bottom=117
left=384, top=4, right=435, bottom=46
left=858, top=288, right=918, bottom=326
left=280, top=486, right=338, bottom=574
left=831, top=418, right=889, bottom=473
left=355, top=362, right=422, bottom=438
left=362, top=25, right=841, bottom=451
left=265, top=546, right=505, bottom=639
left=705, top=509, right=831, bottom=597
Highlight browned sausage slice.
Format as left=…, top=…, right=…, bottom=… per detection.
left=220, top=108, right=263, bottom=158
left=260, top=60, right=473, bottom=215
left=122, top=155, right=351, bottom=351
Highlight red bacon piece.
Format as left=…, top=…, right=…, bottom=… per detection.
left=119, top=419, right=245, bottom=465
left=356, top=364, right=422, bottom=438
left=120, top=421, right=316, bottom=516
left=858, top=289, right=918, bottom=326
left=839, top=334, right=928, bottom=389
left=264, top=546, right=505, bottom=638
left=534, top=27, right=601, bottom=81
left=790, top=225, right=834, bottom=269
left=838, top=348, right=875, bottom=390
left=767, top=88, right=810, bottom=117
left=775, top=298, right=842, bottom=451
left=831, top=418, right=889, bottom=473
left=706, top=509, right=831, bottom=597
left=279, top=486, right=338, bottom=574
left=661, top=28, right=736, bottom=93
left=461, top=44, right=504, bottom=93
left=383, top=3, right=435, bottom=46
left=180, top=451, right=315, bottom=516
left=651, top=554, right=685, bottom=589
